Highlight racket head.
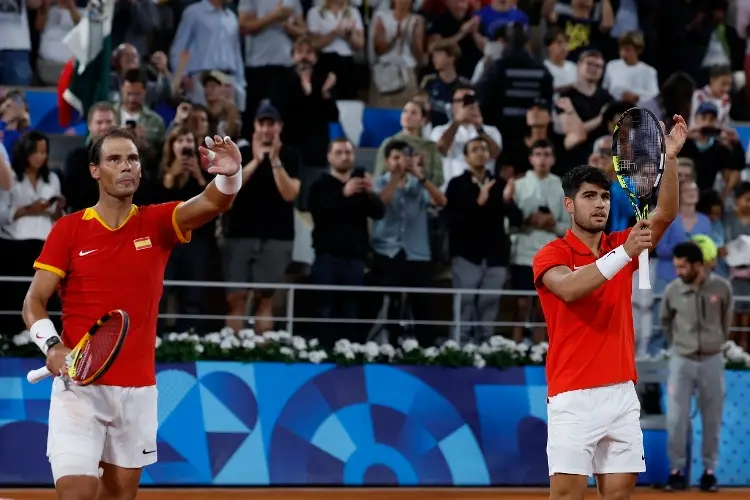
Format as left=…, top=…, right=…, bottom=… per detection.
left=611, top=107, right=666, bottom=219
left=66, top=310, right=129, bottom=386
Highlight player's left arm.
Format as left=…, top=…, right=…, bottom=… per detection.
left=174, top=135, right=242, bottom=232
left=648, top=115, right=688, bottom=247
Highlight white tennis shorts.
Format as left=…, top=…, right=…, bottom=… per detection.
left=547, top=381, right=646, bottom=477
left=47, top=377, right=158, bottom=482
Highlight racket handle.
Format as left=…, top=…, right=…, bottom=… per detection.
left=638, top=249, right=651, bottom=290
left=27, top=366, right=53, bottom=384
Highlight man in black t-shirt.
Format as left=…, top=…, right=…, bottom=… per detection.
left=223, top=102, right=301, bottom=334
left=425, top=0, right=485, bottom=80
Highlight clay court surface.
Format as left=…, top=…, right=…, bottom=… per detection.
left=1, top=488, right=750, bottom=499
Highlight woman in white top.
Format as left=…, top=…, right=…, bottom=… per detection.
left=0, top=131, right=64, bottom=333
left=306, top=0, right=365, bottom=99
left=368, top=0, right=425, bottom=107
left=36, top=0, right=85, bottom=86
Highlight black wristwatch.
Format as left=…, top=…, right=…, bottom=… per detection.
left=46, top=336, right=61, bottom=353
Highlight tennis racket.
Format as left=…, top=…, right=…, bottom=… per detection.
left=26, top=310, right=129, bottom=385
left=612, top=107, right=665, bottom=290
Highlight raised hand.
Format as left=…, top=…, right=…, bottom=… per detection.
left=199, top=135, right=242, bottom=176
left=664, top=115, right=688, bottom=159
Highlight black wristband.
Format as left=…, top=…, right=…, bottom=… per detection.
left=46, top=336, right=61, bottom=352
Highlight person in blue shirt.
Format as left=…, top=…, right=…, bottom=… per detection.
left=476, top=0, right=529, bottom=38
left=588, top=135, right=632, bottom=231
left=697, top=189, right=728, bottom=277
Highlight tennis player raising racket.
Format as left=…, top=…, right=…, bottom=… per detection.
left=22, top=127, right=242, bottom=500
left=532, top=115, right=688, bottom=500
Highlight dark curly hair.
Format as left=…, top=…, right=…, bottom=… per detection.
left=11, top=130, right=50, bottom=183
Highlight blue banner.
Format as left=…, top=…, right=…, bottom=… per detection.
left=0, top=359, right=748, bottom=486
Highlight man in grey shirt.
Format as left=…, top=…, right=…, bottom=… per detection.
left=660, top=241, right=733, bottom=493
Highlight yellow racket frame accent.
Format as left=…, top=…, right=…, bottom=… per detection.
left=62, top=310, right=129, bottom=386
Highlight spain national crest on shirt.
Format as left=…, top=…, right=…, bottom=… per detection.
left=133, top=237, right=152, bottom=250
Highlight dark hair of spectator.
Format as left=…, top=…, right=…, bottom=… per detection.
left=122, top=68, right=147, bottom=87
left=384, top=139, right=411, bottom=158
left=673, top=241, right=705, bottom=264
left=709, top=64, right=732, bottom=80
left=11, top=131, right=50, bottom=183
left=89, top=127, right=138, bottom=165
left=406, top=98, right=427, bottom=118
left=430, top=39, right=461, bottom=59
left=327, top=137, right=352, bottom=152
left=578, top=49, right=603, bottom=62
left=659, top=72, right=695, bottom=124
left=603, top=101, right=632, bottom=125
left=160, top=126, right=197, bottom=178
left=293, top=35, right=314, bottom=52
left=735, top=181, right=750, bottom=200
left=503, top=22, right=528, bottom=52
left=87, top=101, right=116, bottom=123
left=562, top=165, right=610, bottom=198
left=463, top=136, right=489, bottom=155
left=543, top=26, right=567, bottom=47
left=530, top=138, right=554, bottom=154
left=696, top=189, right=723, bottom=216
left=618, top=30, right=645, bottom=53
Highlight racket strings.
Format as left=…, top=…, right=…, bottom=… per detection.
left=614, top=109, right=662, bottom=203
left=71, top=318, right=123, bottom=381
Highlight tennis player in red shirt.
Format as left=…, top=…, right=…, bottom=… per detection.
left=533, top=116, right=688, bottom=500
left=21, top=127, right=243, bottom=500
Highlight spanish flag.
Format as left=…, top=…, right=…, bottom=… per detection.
left=58, top=0, right=114, bottom=127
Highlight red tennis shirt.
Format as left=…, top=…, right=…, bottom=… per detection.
left=34, top=202, right=190, bottom=387
left=533, top=229, right=638, bottom=398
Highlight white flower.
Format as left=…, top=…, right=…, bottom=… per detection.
left=489, top=335, right=515, bottom=350
left=298, top=350, right=309, bottom=359
left=309, top=350, right=328, bottom=363
left=13, top=331, right=31, bottom=346
left=473, top=353, right=486, bottom=369
left=238, top=329, right=255, bottom=340
left=478, top=342, right=493, bottom=355
left=205, top=332, right=222, bottom=345
left=364, top=341, right=380, bottom=361
left=177, top=332, right=190, bottom=341
left=194, top=343, right=205, bottom=354
left=167, top=332, right=179, bottom=342
left=401, top=338, right=419, bottom=353
left=219, top=339, right=233, bottom=350
left=379, top=343, right=396, bottom=359
left=280, top=346, right=294, bottom=357
left=189, top=334, right=201, bottom=343
left=424, top=346, right=439, bottom=359
left=219, top=327, right=235, bottom=338
left=441, top=339, right=459, bottom=351
left=463, top=342, right=478, bottom=354
left=309, top=338, right=320, bottom=348
left=334, top=339, right=352, bottom=354
left=263, top=331, right=280, bottom=342
left=292, top=336, right=307, bottom=350
left=276, top=331, right=291, bottom=340
left=241, top=339, right=256, bottom=350
left=344, top=350, right=355, bottom=360
left=155, top=337, right=162, bottom=349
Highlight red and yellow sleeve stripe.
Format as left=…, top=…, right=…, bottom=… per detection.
left=33, top=261, right=66, bottom=278
left=171, top=202, right=192, bottom=244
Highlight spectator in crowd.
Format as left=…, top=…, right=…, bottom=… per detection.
left=685, top=0, right=743, bottom=88
left=499, top=98, right=553, bottom=178
left=369, top=0, right=426, bottom=107
left=167, top=100, right=194, bottom=134
left=201, top=71, right=242, bottom=138
left=508, top=138, right=567, bottom=343
left=63, top=101, right=118, bottom=213
left=662, top=241, right=732, bottom=493
left=187, top=104, right=212, bottom=140
left=677, top=156, right=695, bottom=184
left=115, top=69, right=167, bottom=157
left=696, top=188, right=728, bottom=278
left=0, top=91, right=31, bottom=158
left=476, top=0, right=528, bottom=37
left=306, top=0, right=365, bottom=100
left=542, top=26, right=576, bottom=94
left=443, top=136, right=521, bottom=341
left=111, top=0, right=160, bottom=57
left=0, top=0, right=42, bottom=85
left=689, top=64, right=733, bottom=127
left=109, top=44, right=174, bottom=108
left=274, top=36, right=340, bottom=170
left=375, top=99, right=443, bottom=186
left=680, top=102, right=739, bottom=197
left=410, top=90, right=435, bottom=138
left=431, top=86, right=502, bottom=188
left=371, top=139, right=446, bottom=344
left=470, top=22, right=506, bottom=84
left=238, top=0, right=305, bottom=127
left=724, top=182, right=750, bottom=351
left=641, top=71, right=695, bottom=129
left=546, top=0, right=612, bottom=62
left=308, top=138, right=385, bottom=343
left=0, top=132, right=63, bottom=333
left=587, top=135, right=632, bottom=232
left=554, top=49, right=613, bottom=168
left=426, top=0, right=485, bottom=79
left=0, top=142, right=10, bottom=190
left=477, top=21, right=554, bottom=148
left=170, top=0, right=246, bottom=110
left=601, top=30, right=658, bottom=105
left=420, top=40, right=471, bottom=127
left=158, top=127, right=213, bottom=333
left=36, top=0, right=85, bottom=86
left=224, top=102, right=301, bottom=333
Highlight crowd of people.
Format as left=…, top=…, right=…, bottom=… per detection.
left=0, top=0, right=750, bottom=353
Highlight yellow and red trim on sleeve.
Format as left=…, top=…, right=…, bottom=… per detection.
left=33, top=261, right=66, bottom=279
left=171, top=202, right=192, bottom=244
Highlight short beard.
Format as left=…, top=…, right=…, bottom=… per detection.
left=573, top=212, right=606, bottom=234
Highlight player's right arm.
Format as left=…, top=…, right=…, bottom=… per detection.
left=23, top=216, right=74, bottom=375
left=534, top=221, right=653, bottom=302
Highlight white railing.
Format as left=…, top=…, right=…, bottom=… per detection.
left=1, top=276, right=749, bottom=341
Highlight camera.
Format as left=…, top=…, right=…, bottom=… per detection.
left=460, top=92, right=477, bottom=106
left=701, top=126, right=721, bottom=138
left=181, top=147, right=194, bottom=158
left=351, top=167, right=366, bottom=178
left=125, top=120, right=137, bottom=129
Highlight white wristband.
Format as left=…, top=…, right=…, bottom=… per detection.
left=215, top=168, right=242, bottom=195
left=30, top=318, right=60, bottom=355
left=595, top=245, right=632, bottom=280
